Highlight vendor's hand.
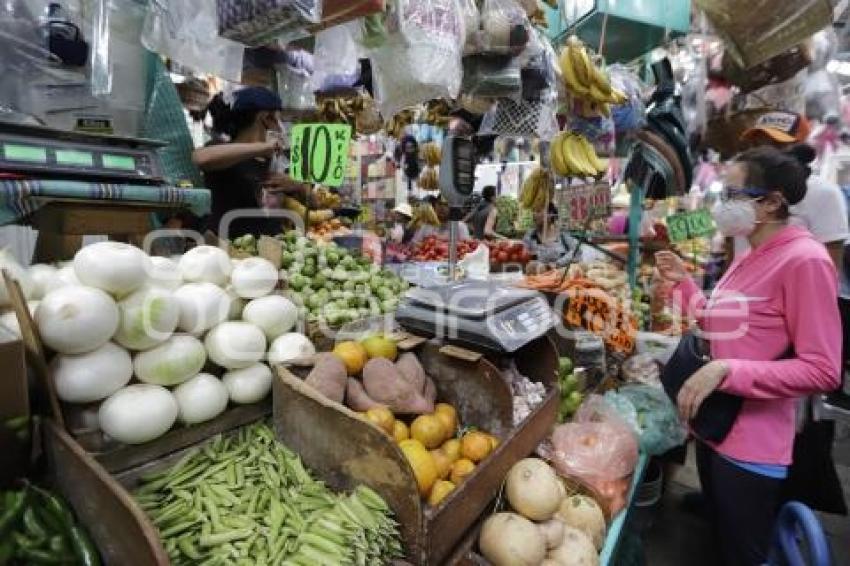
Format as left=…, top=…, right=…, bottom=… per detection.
left=655, top=251, right=687, bottom=283
left=677, top=361, right=728, bottom=422
left=259, top=140, right=283, bottom=158
left=262, top=174, right=306, bottom=194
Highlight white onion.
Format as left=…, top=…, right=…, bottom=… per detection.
left=173, top=373, right=229, bottom=424
left=0, top=248, right=33, bottom=305
left=173, top=282, right=232, bottom=333
left=51, top=342, right=133, bottom=403
left=113, top=287, right=180, bottom=350
left=204, top=321, right=267, bottom=370
left=73, top=241, right=150, bottom=296
left=133, top=334, right=207, bottom=386
left=268, top=333, right=315, bottom=365
left=230, top=257, right=278, bottom=299
left=242, top=295, right=298, bottom=340
left=37, top=286, right=119, bottom=354
left=98, top=384, right=178, bottom=444
left=28, top=264, right=58, bottom=300
left=222, top=363, right=273, bottom=404
left=44, top=265, right=81, bottom=294
left=178, top=246, right=232, bottom=286
left=147, top=256, right=183, bottom=291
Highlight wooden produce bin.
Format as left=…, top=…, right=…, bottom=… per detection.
left=43, top=420, right=169, bottom=565
left=273, top=337, right=558, bottom=565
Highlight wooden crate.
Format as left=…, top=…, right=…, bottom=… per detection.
left=273, top=336, right=558, bottom=565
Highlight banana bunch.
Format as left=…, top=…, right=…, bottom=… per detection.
left=385, top=109, right=416, bottom=139
left=559, top=36, right=628, bottom=115
left=549, top=132, right=607, bottom=178
left=520, top=167, right=555, bottom=211
left=422, top=142, right=442, bottom=167
left=313, top=186, right=341, bottom=208
left=411, top=202, right=440, bottom=229
left=418, top=167, right=440, bottom=192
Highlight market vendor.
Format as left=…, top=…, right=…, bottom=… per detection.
left=412, top=197, right=471, bottom=243
left=389, top=203, right=416, bottom=244
left=523, top=203, right=570, bottom=266
left=466, top=186, right=505, bottom=240
left=192, top=87, right=308, bottom=238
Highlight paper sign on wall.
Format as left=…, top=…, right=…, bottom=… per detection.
left=290, top=124, right=352, bottom=187
left=666, top=209, right=715, bottom=243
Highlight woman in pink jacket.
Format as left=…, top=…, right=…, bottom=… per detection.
left=656, top=146, right=841, bottom=566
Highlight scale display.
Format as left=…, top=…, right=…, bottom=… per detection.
left=0, top=121, right=165, bottom=185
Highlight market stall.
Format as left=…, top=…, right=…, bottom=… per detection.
left=4, top=0, right=845, bottom=564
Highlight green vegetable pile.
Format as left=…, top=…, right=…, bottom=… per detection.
left=0, top=483, right=100, bottom=565
left=557, top=357, right=584, bottom=423
left=276, top=233, right=409, bottom=327
left=494, top=196, right=519, bottom=236
left=134, top=422, right=403, bottom=565
left=230, top=234, right=258, bottom=256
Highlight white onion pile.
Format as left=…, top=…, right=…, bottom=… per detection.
left=2, top=242, right=318, bottom=446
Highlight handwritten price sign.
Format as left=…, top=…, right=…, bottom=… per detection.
left=666, top=209, right=715, bottom=243
left=558, top=182, right=612, bottom=230
left=290, top=124, right=352, bottom=187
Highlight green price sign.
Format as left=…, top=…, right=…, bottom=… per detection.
left=667, top=209, right=715, bottom=242
left=289, top=124, right=352, bottom=187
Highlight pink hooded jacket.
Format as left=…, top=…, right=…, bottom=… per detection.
left=675, top=225, right=841, bottom=465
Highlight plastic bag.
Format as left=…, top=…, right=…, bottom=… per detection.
left=608, top=64, right=646, bottom=138
left=621, top=353, right=661, bottom=386
left=142, top=0, right=244, bottom=82
left=478, top=0, right=529, bottom=55
left=312, top=21, right=361, bottom=93
left=617, top=384, right=688, bottom=456
left=216, top=0, right=321, bottom=47
left=458, top=0, right=481, bottom=54
left=369, top=0, right=464, bottom=119
left=461, top=54, right=522, bottom=99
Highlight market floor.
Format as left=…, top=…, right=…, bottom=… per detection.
left=634, top=422, right=850, bottom=566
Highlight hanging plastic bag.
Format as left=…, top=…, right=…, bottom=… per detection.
left=312, top=21, right=361, bottom=93
left=458, top=0, right=481, bottom=54
left=478, top=0, right=530, bottom=55
left=617, top=384, right=688, bottom=456
left=461, top=54, right=522, bottom=99
left=142, top=0, right=244, bottom=82
left=369, top=0, right=464, bottom=119
left=276, top=53, right=316, bottom=112
left=215, top=0, right=321, bottom=47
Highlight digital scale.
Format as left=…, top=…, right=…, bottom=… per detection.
left=395, top=280, right=555, bottom=353
left=0, top=121, right=166, bottom=185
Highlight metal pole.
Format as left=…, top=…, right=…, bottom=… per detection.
left=448, top=220, right=458, bottom=281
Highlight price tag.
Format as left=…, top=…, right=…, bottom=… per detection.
left=666, top=209, right=715, bottom=242
left=290, top=124, right=353, bottom=187
left=558, top=182, right=612, bottom=230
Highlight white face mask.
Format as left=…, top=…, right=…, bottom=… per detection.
left=712, top=200, right=757, bottom=237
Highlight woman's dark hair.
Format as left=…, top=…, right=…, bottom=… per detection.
left=784, top=143, right=816, bottom=180
left=734, top=146, right=807, bottom=218
left=206, top=93, right=260, bottom=139
left=482, top=185, right=496, bottom=202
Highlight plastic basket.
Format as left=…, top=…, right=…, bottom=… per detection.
left=478, top=98, right=558, bottom=140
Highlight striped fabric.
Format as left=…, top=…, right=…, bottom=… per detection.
left=0, top=179, right=211, bottom=225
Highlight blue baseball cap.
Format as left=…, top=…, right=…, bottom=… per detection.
left=231, top=87, right=283, bottom=112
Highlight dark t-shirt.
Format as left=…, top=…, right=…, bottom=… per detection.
left=202, top=151, right=281, bottom=238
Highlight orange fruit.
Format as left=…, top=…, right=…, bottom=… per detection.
left=433, top=404, right=458, bottom=438
left=365, top=407, right=395, bottom=435
left=392, top=420, right=410, bottom=443
left=427, top=480, right=456, bottom=507
left=430, top=449, right=453, bottom=480
left=410, top=414, right=446, bottom=449
left=399, top=439, right=438, bottom=497
left=450, top=458, right=476, bottom=485
left=333, top=341, right=368, bottom=375
left=461, top=431, right=493, bottom=463
left=484, top=433, right=500, bottom=452
left=360, top=335, right=398, bottom=361
left=441, top=439, right=462, bottom=463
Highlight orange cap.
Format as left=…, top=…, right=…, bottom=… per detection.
left=741, top=111, right=811, bottom=145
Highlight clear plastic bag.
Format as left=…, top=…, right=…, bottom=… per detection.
left=478, top=0, right=530, bottom=55
left=370, top=0, right=464, bottom=119
left=608, top=64, right=646, bottom=138
left=458, top=0, right=481, bottom=54
left=312, top=21, right=361, bottom=93
left=621, top=353, right=661, bottom=387
left=215, top=0, right=321, bottom=47
left=276, top=55, right=316, bottom=112
left=617, top=384, right=687, bottom=456
left=461, top=54, right=522, bottom=99
left=142, top=0, right=244, bottom=82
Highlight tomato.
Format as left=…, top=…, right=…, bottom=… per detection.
left=496, top=251, right=509, bottom=263
left=511, top=242, right=524, bottom=253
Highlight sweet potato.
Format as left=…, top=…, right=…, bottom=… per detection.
left=345, top=378, right=385, bottom=412
left=363, top=358, right=434, bottom=414
left=423, top=375, right=437, bottom=404
left=395, top=352, right=427, bottom=392
left=304, top=352, right=347, bottom=404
